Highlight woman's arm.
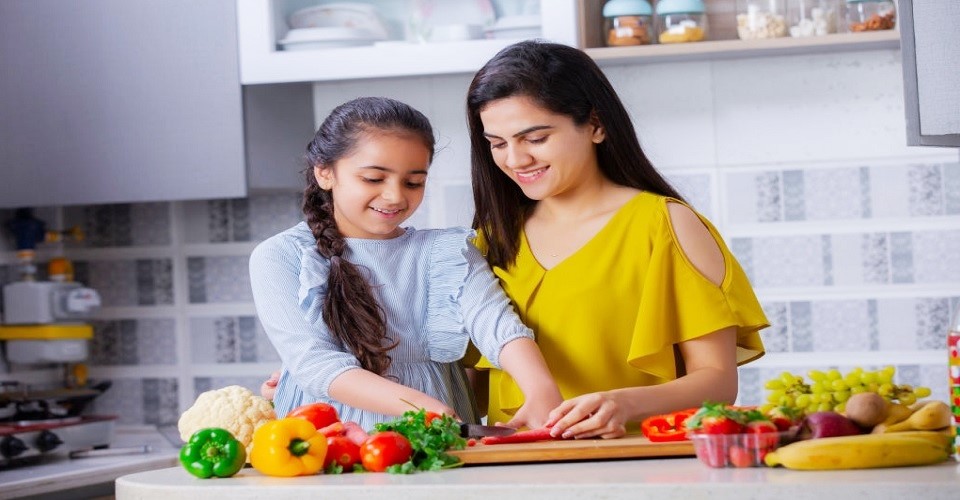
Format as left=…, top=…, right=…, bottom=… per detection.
left=545, top=326, right=738, bottom=438
left=545, top=201, right=740, bottom=438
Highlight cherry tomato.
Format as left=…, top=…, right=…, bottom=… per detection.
left=424, top=411, right=442, bottom=426
left=324, top=435, right=361, bottom=471
left=360, top=431, right=412, bottom=472
left=288, top=402, right=340, bottom=430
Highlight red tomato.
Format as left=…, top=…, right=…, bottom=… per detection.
left=700, top=415, right=745, bottom=435
left=360, top=431, right=412, bottom=472
left=745, top=421, right=780, bottom=450
left=728, top=446, right=754, bottom=468
left=324, top=436, right=361, bottom=471
left=424, top=411, right=441, bottom=426
left=288, top=402, right=340, bottom=430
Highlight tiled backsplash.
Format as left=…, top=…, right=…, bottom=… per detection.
left=2, top=50, right=959, bottom=425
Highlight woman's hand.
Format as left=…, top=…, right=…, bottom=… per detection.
left=544, top=391, right=628, bottom=439
left=260, top=371, right=280, bottom=400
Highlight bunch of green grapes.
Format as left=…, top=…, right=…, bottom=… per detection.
left=759, top=366, right=932, bottom=416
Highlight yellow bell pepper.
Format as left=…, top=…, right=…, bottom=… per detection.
left=250, top=417, right=327, bottom=477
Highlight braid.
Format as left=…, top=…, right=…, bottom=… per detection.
left=303, top=176, right=397, bottom=376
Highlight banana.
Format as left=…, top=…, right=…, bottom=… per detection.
left=764, top=432, right=952, bottom=470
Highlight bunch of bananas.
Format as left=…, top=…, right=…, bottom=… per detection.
left=764, top=400, right=955, bottom=470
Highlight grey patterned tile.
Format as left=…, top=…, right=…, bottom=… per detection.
left=208, top=200, right=231, bottom=243
left=875, top=298, right=921, bottom=351
left=114, top=204, right=133, bottom=247
left=944, top=163, right=960, bottom=215
left=119, top=319, right=139, bottom=364
left=866, top=299, right=879, bottom=350
left=895, top=364, right=921, bottom=388
left=90, top=321, right=121, bottom=365
left=912, top=231, right=960, bottom=284
left=136, top=260, right=156, bottom=306
left=755, top=172, right=782, bottom=222
left=130, top=203, right=172, bottom=246
left=888, top=232, right=914, bottom=284
left=782, top=169, right=805, bottom=221
left=142, top=378, right=179, bottom=426
left=759, top=302, right=789, bottom=353
left=907, top=164, right=944, bottom=216
left=665, top=173, right=713, bottom=219
left=821, top=235, right=833, bottom=286
left=868, top=165, right=911, bottom=218
left=803, top=167, right=862, bottom=221
left=190, top=316, right=279, bottom=364
left=751, top=236, right=824, bottom=287
left=730, top=238, right=754, bottom=282
left=230, top=199, right=251, bottom=241
left=859, top=166, right=872, bottom=218
left=136, top=319, right=178, bottom=365
left=187, top=257, right=207, bottom=304
left=90, top=378, right=144, bottom=425
left=919, top=364, right=949, bottom=403
left=811, top=300, right=871, bottom=351
left=201, top=256, right=254, bottom=303
left=83, top=260, right=138, bottom=306
left=249, top=193, right=304, bottom=241
left=916, top=298, right=952, bottom=350
left=860, top=233, right=889, bottom=284
left=192, top=377, right=263, bottom=400
left=737, top=367, right=761, bottom=406
left=790, top=301, right=813, bottom=352
left=215, top=317, right=238, bottom=363
left=238, top=316, right=258, bottom=363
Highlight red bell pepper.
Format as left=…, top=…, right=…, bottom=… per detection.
left=641, top=408, right=698, bottom=442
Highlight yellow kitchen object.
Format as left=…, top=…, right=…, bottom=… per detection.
left=0, top=324, right=93, bottom=340
left=47, top=257, right=75, bottom=282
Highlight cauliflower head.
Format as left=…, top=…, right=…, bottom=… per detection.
left=178, top=385, right=276, bottom=457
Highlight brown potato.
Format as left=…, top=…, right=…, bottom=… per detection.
left=844, top=392, right=888, bottom=429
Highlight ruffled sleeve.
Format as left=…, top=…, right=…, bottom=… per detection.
left=425, top=228, right=534, bottom=365
left=297, top=241, right=330, bottom=327
left=627, top=202, right=768, bottom=382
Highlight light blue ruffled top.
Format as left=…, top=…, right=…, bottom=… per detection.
left=248, top=222, right=533, bottom=430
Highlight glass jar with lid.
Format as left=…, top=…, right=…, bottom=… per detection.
left=844, top=0, right=895, bottom=32
left=656, top=0, right=708, bottom=44
left=602, top=0, right=654, bottom=46
left=787, top=0, right=839, bottom=37
left=736, top=0, right=788, bottom=40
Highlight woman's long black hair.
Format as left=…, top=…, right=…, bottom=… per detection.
left=467, top=40, right=684, bottom=269
left=303, top=96, right=435, bottom=376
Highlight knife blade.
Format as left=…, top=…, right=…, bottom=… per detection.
left=459, top=422, right=516, bottom=438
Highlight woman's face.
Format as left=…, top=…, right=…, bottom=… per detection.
left=479, top=96, right=604, bottom=201
left=315, top=131, right=430, bottom=239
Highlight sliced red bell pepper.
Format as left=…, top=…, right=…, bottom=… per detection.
left=641, top=408, right=698, bottom=442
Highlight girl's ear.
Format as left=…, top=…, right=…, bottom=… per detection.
left=589, top=112, right=606, bottom=144
left=314, top=166, right=334, bottom=190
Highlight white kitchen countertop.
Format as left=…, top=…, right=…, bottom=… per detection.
left=116, top=457, right=960, bottom=500
left=0, top=426, right=179, bottom=500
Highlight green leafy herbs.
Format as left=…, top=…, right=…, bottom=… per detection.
left=374, top=409, right=466, bottom=474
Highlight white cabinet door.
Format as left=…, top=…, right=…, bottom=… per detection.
left=0, top=0, right=246, bottom=207
left=899, top=0, right=960, bottom=147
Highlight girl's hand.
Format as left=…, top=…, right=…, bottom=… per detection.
left=544, top=392, right=628, bottom=439
left=260, top=371, right=280, bottom=400
left=503, top=390, right=563, bottom=430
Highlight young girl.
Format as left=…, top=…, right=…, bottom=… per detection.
left=466, top=40, right=770, bottom=439
left=249, top=97, right=561, bottom=431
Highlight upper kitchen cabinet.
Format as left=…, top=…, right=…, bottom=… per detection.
left=0, top=0, right=246, bottom=208
left=236, top=0, right=578, bottom=84
left=898, top=0, right=960, bottom=147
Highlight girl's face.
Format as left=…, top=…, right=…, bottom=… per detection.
left=479, top=96, right=604, bottom=201
left=315, top=131, right=430, bottom=239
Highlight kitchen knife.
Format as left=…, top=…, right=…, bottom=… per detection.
left=459, top=423, right=516, bottom=438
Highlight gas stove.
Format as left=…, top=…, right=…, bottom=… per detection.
left=0, top=414, right=117, bottom=468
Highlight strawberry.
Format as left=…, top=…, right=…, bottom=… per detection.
left=745, top=420, right=780, bottom=450
left=765, top=406, right=800, bottom=431
left=728, top=445, right=754, bottom=468
left=685, top=402, right=747, bottom=435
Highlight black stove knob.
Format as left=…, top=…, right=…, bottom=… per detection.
left=35, top=430, right=63, bottom=452
left=0, top=436, right=28, bottom=458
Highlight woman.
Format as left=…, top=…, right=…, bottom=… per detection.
left=465, top=40, right=769, bottom=439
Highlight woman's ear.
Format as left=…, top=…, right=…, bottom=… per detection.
left=314, top=166, right=334, bottom=190
left=590, top=112, right=606, bottom=144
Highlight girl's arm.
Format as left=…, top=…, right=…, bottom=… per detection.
left=545, top=202, right=740, bottom=438
left=460, top=243, right=562, bottom=428
left=328, top=369, right=456, bottom=418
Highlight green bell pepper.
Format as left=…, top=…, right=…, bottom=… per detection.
left=179, top=427, right=246, bottom=479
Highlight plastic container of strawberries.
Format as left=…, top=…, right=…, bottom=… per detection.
left=689, top=431, right=796, bottom=468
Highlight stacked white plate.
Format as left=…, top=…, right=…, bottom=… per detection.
left=279, top=27, right=386, bottom=51
left=485, top=15, right=541, bottom=40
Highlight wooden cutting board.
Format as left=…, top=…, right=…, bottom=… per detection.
left=448, top=434, right=694, bottom=465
